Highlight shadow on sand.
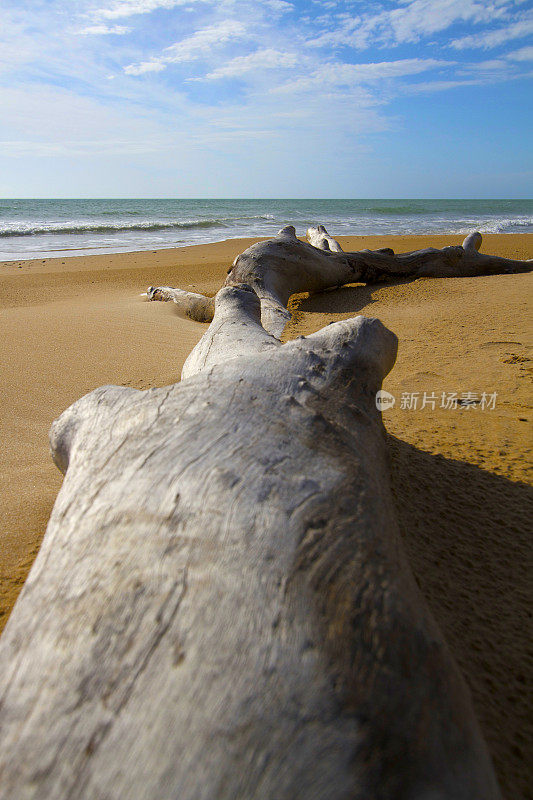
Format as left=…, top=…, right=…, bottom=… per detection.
left=387, top=436, right=532, bottom=800
left=284, top=279, right=414, bottom=334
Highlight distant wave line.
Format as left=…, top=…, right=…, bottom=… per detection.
left=0, top=215, right=276, bottom=237
left=0, top=215, right=531, bottom=239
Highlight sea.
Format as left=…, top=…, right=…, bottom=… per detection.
left=0, top=198, right=531, bottom=262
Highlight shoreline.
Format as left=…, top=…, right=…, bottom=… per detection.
left=0, top=232, right=531, bottom=797
left=1, top=231, right=533, bottom=271
left=2, top=233, right=532, bottom=312
left=2, top=196, right=531, bottom=265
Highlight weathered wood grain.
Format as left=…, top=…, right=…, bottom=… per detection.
left=146, top=285, right=215, bottom=322
left=0, top=285, right=501, bottom=799
left=147, top=225, right=531, bottom=336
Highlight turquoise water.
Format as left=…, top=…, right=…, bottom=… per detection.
left=0, top=198, right=531, bottom=260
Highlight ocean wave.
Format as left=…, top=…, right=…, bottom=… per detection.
left=374, top=216, right=533, bottom=235
left=471, top=217, right=533, bottom=234
left=0, top=213, right=278, bottom=237
left=0, top=219, right=230, bottom=237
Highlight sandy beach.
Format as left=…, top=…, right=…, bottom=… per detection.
left=1, top=233, right=531, bottom=797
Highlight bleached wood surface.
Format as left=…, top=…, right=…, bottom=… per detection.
left=146, top=285, right=215, bottom=322
left=305, top=223, right=345, bottom=252
left=0, top=285, right=501, bottom=799
left=147, top=225, right=531, bottom=336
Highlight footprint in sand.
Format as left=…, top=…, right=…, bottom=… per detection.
left=409, top=371, right=443, bottom=379
left=501, top=354, right=531, bottom=364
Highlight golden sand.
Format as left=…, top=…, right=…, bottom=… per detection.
left=1, top=233, right=531, bottom=796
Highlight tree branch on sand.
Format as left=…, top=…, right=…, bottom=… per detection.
left=147, top=224, right=532, bottom=337
left=0, top=228, right=510, bottom=799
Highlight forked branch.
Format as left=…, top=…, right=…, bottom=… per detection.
left=147, top=225, right=531, bottom=337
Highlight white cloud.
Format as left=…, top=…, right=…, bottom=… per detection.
left=343, top=58, right=452, bottom=80
left=404, top=78, right=485, bottom=93
left=450, top=15, right=533, bottom=49
left=306, top=17, right=367, bottom=49
left=94, top=0, right=197, bottom=20
left=163, top=21, right=247, bottom=60
left=468, top=58, right=509, bottom=69
left=124, top=59, right=167, bottom=74
left=204, top=48, right=299, bottom=79
left=124, top=20, right=247, bottom=75
left=307, top=0, right=510, bottom=49
left=77, top=24, right=131, bottom=34
left=385, top=0, right=508, bottom=44
left=457, top=57, right=513, bottom=78
left=1, top=0, right=531, bottom=197
left=403, top=50, right=532, bottom=91
left=505, top=45, right=533, bottom=60
left=273, top=58, right=451, bottom=93
left=0, top=6, right=134, bottom=82
left=262, top=0, right=293, bottom=13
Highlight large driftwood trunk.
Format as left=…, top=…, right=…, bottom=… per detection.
left=148, top=225, right=531, bottom=336
left=0, top=283, right=500, bottom=799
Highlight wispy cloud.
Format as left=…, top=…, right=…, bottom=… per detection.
left=450, top=14, right=533, bottom=49
left=404, top=78, right=486, bottom=94
left=1, top=0, right=532, bottom=196
left=124, top=21, right=248, bottom=74
left=384, top=0, right=507, bottom=45
left=203, top=48, right=299, bottom=80
left=93, top=0, right=197, bottom=20
left=506, top=44, right=533, bottom=60
left=261, top=0, right=293, bottom=14
left=77, top=24, right=131, bottom=35
left=307, top=0, right=509, bottom=49
left=124, top=60, right=165, bottom=75
left=273, top=58, right=452, bottom=94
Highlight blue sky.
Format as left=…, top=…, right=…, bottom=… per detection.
left=1, top=0, right=532, bottom=197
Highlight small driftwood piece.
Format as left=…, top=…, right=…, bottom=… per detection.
left=146, top=285, right=215, bottom=322
left=148, top=225, right=531, bottom=337
left=0, top=285, right=501, bottom=799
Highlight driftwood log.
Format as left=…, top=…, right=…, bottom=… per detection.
left=0, top=275, right=502, bottom=798
left=147, top=225, right=531, bottom=336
